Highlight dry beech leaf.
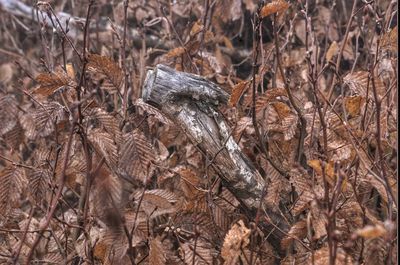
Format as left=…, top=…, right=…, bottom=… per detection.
left=211, top=200, right=233, bottom=232
left=136, top=189, right=178, bottom=209
left=178, top=167, right=203, bottom=200
left=380, top=25, right=398, bottom=52
left=0, top=63, right=14, bottom=84
left=149, top=237, right=166, bottom=265
left=0, top=167, right=26, bottom=216
left=260, top=0, right=290, bottom=18
left=190, top=20, right=203, bottom=36
left=289, top=167, right=318, bottom=215
left=271, top=101, right=291, bottom=119
left=166, top=47, right=186, bottom=59
left=307, top=160, right=336, bottom=186
left=233, top=116, right=254, bottom=142
left=282, top=114, right=298, bottom=140
left=118, top=130, right=155, bottom=182
left=311, top=201, right=327, bottom=240
left=364, top=237, right=388, bottom=265
left=33, top=102, right=67, bottom=137
left=344, top=96, right=364, bottom=117
left=34, top=70, right=70, bottom=96
left=65, top=63, right=75, bottom=79
left=182, top=239, right=214, bottom=265
left=281, top=219, right=307, bottom=249
left=0, top=96, right=19, bottom=135
left=87, top=53, right=123, bottom=89
left=229, top=80, right=249, bottom=106
left=28, top=168, right=51, bottom=204
left=356, top=224, right=387, bottom=239
left=135, top=98, right=173, bottom=125
left=2, top=121, right=24, bottom=149
left=326, top=41, right=339, bottom=62
left=87, top=128, right=118, bottom=169
left=343, top=71, right=386, bottom=101
left=221, top=220, right=251, bottom=265
left=255, top=88, right=288, bottom=115
left=85, top=107, right=122, bottom=145
left=264, top=160, right=290, bottom=207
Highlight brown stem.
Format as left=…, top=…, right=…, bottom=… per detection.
left=12, top=206, right=34, bottom=264
left=24, top=121, right=76, bottom=264
left=122, top=0, right=130, bottom=121
left=273, top=15, right=307, bottom=164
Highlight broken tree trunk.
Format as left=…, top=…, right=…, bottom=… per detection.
left=143, top=64, right=265, bottom=209
left=142, top=64, right=287, bottom=250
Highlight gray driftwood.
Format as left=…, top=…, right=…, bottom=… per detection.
left=143, top=64, right=265, bottom=210
left=142, top=65, right=288, bottom=252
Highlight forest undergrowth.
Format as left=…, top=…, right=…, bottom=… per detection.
left=0, top=0, right=397, bottom=264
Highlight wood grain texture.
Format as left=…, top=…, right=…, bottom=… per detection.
left=142, top=65, right=290, bottom=254
left=143, top=64, right=265, bottom=209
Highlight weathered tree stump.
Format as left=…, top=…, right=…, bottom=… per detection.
left=142, top=64, right=287, bottom=252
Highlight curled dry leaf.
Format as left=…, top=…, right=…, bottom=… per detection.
left=255, top=88, right=288, bottom=116
left=356, top=224, right=387, bottom=239
left=344, top=96, right=364, bottom=117
left=326, top=41, right=339, bottom=62
left=135, top=98, right=173, bottom=125
left=281, top=219, right=307, bottom=250
left=260, top=0, right=290, bottom=18
left=166, top=47, right=186, bottom=59
left=190, top=20, right=204, bottom=37
left=221, top=220, right=251, bottom=265
left=228, top=80, right=249, bottom=107
left=233, top=116, right=253, bottom=142
left=307, top=160, right=335, bottom=185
